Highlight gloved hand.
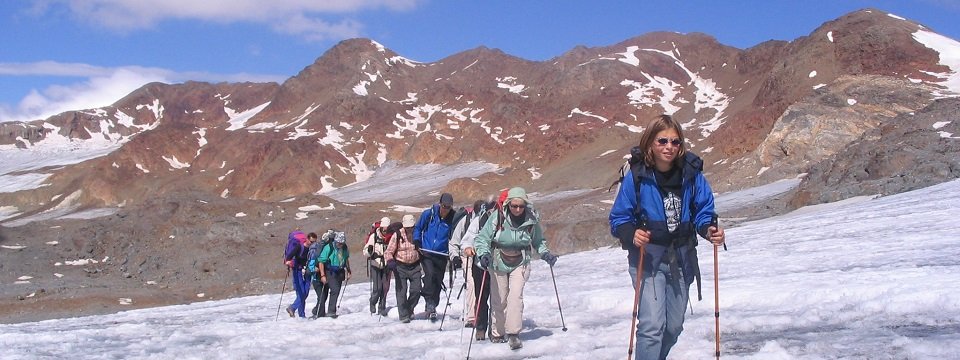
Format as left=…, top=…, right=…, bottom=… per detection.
left=366, top=245, right=374, bottom=254
left=387, top=259, right=397, bottom=271
left=413, top=239, right=422, bottom=249
left=541, top=252, right=558, bottom=267
left=284, top=260, right=293, bottom=268
left=478, top=254, right=491, bottom=269
left=451, top=256, right=462, bottom=270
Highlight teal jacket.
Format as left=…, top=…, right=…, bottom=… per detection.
left=474, top=208, right=549, bottom=274
left=313, top=244, right=350, bottom=276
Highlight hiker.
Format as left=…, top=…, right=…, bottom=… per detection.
left=448, top=200, right=483, bottom=328
left=316, top=231, right=352, bottom=319
left=364, top=217, right=392, bottom=316
left=609, top=114, right=726, bottom=360
left=385, top=214, right=422, bottom=323
left=475, top=187, right=558, bottom=350
left=456, top=199, right=497, bottom=339
left=413, top=192, right=456, bottom=321
left=308, top=230, right=334, bottom=319
left=283, top=230, right=313, bottom=318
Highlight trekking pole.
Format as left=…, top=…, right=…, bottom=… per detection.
left=275, top=268, right=290, bottom=321
left=711, top=214, right=721, bottom=359
left=627, top=216, right=649, bottom=359
left=337, top=276, right=349, bottom=312
left=626, top=245, right=646, bottom=360
left=466, top=269, right=488, bottom=360
left=548, top=265, right=568, bottom=331
left=439, top=262, right=458, bottom=330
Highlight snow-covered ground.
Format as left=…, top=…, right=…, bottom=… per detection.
left=2, top=179, right=960, bottom=359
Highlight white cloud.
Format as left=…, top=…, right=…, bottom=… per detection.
left=31, top=0, right=419, bottom=40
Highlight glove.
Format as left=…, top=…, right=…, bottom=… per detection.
left=451, top=256, right=462, bottom=270
left=387, top=259, right=397, bottom=271
left=366, top=245, right=374, bottom=254
left=478, top=254, right=491, bottom=269
left=284, top=260, right=293, bottom=268
left=541, top=252, right=558, bottom=267
left=413, top=239, right=422, bottom=249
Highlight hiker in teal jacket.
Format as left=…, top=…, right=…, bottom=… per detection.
left=316, top=231, right=352, bottom=318
left=475, top=187, right=558, bottom=350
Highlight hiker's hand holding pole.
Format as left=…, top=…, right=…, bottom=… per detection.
left=463, top=247, right=475, bottom=257
left=633, top=228, right=651, bottom=247
left=707, top=224, right=725, bottom=246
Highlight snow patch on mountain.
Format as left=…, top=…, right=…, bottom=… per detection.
left=913, top=29, right=960, bottom=97
left=225, top=102, right=270, bottom=131
left=323, top=161, right=499, bottom=203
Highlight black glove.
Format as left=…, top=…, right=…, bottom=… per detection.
left=478, top=254, right=491, bottom=269
left=365, top=245, right=373, bottom=254
left=387, top=259, right=397, bottom=271
left=541, top=252, right=558, bottom=267
left=451, top=256, right=462, bottom=270
left=413, top=239, right=422, bottom=249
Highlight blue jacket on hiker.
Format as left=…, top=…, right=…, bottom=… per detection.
left=608, top=152, right=716, bottom=289
left=413, top=204, right=454, bottom=255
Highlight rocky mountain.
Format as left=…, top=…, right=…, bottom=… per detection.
left=1, top=8, right=959, bottom=323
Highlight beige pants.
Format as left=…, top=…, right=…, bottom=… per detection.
left=464, top=257, right=476, bottom=323
left=489, top=263, right=531, bottom=337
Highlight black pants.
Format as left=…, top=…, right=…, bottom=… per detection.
left=394, top=262, right=422, bottom=320
left=472, top=262, right=491, bottom=331
left=369, top=265, right=390, bottom=312
left=420, top=252, right=448, bottom=312
left=311, top=279, right=329, bottom=317
left=317, top=269, right=346, bottom=316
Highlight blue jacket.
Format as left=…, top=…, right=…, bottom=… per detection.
left=413, top=204, right=454, bottom=255
left=608, top=152, right=715, bottom=289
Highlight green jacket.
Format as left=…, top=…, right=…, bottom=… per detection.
left=318, top=244, right=350, bottom=272
left=474, top=208, right=549, bottom=273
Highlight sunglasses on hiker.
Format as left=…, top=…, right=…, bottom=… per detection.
left=509, top=204, right=526, bottom=210
left=656, top=137, right=683, bottom=146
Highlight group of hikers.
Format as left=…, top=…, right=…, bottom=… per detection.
left=283, top=187, right=557, bottom=351
left=281, top=115, right=727, bottom=359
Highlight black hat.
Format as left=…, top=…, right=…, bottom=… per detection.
left=440, top=193, right=454, bottom=206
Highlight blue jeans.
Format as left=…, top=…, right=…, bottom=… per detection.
left=289, top=268, right=310, bottom=317
left=629, top=259, right=689, bottom=360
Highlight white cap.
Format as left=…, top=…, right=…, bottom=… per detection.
left=380, top=217, right=390, bottom=228
left=402, top=214, right=416, bottom=227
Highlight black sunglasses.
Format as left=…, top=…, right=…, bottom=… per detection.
left=656, top=137, right=683, bottom=146
left=509, top=204, right=526, bottom=210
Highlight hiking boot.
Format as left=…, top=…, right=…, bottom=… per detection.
left=328, top=313, right=338, bottom=319
left=285, top=306, right=295, bottom=318
left=475, top=330, right=486, bottom=341
left=507, top=334, right=522, bottom=350
left=464, top=321, right=475, bottom=328
left=490, top=336, right=506, bottom=343
left=400, top=316, right=411, bottom=323
left=370, top=303, right=377, bottom=314
left=428, top=311, right=438, bottom=322
left=378, top=308, right=388, bottom=317
left=308, top=315, right=318, bottom=320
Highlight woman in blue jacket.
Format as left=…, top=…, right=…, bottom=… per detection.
left=609, top=115, right=726, bottom=360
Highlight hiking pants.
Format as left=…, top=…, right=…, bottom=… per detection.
left=629, top=259, right=689, bottom=360
left=463, top=257, right=477, bottom=324
left=394, top=262, right=422, bottom=320
left=289, top=266, right=310, bottom=317
left=369, top=265, right=390, bottom=313
left=471, top=258, right=491, bottom=331
left=311, top=279, right=329, bottom=317
left=321, top=269, right=346, bottom=316
left=489, top=263, right=530, bottom=338
left=420, top=252, right=447, bottom=313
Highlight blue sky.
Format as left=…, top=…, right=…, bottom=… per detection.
left=2, top=0, right=959, bottom=123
